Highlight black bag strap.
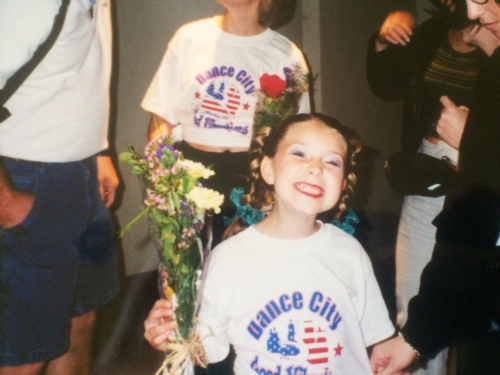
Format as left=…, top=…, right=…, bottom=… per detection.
left=0, top=0, right=71, bottom=123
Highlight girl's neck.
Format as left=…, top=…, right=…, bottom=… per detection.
left=217, top=8, right=266, bottom=36
left=255, top=208, right=321, bottom=240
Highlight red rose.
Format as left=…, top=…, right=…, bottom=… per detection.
left=259, top=74, right=286, bottom=98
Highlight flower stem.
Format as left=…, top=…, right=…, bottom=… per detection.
left=119, top=207, right=151, bottom=237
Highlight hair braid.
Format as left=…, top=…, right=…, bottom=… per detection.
left=241, top=126, right=272, bottom=209
left=222, top=126, right=272, bottom=241
left=336, top=137, right=362, bottom=219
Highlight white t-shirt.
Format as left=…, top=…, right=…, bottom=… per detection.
left=142, top=17, right=310, bottom=148
left=198, top=223, right=394, bottom=375
left=0, top=0, right=112, bottom=162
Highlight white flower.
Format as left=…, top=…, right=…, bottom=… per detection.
left=175, top=159, right=214, bottom=179
left=185, top=187, right=224, bottom=214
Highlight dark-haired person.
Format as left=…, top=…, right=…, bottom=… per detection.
left=366, top=1, right=488, bottom=373
left=370, top=1, right=500, bottom=374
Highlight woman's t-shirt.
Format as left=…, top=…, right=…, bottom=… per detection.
left=141, top=17, right=310, bottom=148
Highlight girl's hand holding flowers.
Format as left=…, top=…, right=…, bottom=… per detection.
left=144, top=299, right=177, bottom=352
left=120, top=134, right=222, bottom=374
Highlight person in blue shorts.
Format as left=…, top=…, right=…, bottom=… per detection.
left=0, top=1, right=120, bottom=374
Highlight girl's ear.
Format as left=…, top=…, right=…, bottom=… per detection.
left=260, top=156, right=275, bottom=185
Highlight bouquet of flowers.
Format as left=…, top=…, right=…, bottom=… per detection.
left=253, top=63, right=309, bottom=136
left=119, top=135, right=223, bottom=375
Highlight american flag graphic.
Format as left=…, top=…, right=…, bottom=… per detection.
left=200, top=83, right=241, bottom=117
left=303, top=320, right=329, bottom=366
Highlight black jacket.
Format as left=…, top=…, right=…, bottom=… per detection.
left=400, top=48, right=500, bottom=359
left=366, top=16, right=487, bottom=154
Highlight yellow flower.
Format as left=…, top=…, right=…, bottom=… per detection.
left=163, top=285, right=174, bottom=301
left=175, top=159, right=214, bottom=179
left=186, top=187, right=224, bottom=214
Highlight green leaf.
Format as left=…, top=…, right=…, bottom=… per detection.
left=162, top=223, right=179, bottom=265
left=182, top=176, right=190, bottom=194
left=171, top=191, right=181, bottom=210
left=118, top=152, right=133, bottom=162
left=181, top=263, right=191, bottom=274
left=163, top=241, right=180, bottom=265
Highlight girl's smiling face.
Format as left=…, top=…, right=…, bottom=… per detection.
left=260, top=120, right=348, bottom=219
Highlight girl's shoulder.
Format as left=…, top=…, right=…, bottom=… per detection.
left=321, top=223, right=367, bottom=256
left=267, top=30, right=305, bottom=57
left=322, top=222, right=360, bottom=242
left=211, top=226, right=255, bottom=255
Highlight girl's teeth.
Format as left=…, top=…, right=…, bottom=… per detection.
left=299, top=183, right=320, bottom=195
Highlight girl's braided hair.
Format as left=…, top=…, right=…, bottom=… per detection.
left=223, top=113, right=361, bottom=240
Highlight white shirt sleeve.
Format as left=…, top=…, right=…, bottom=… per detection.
left=357, top=250, right=395, bottom=346
left=196, top=249, right=231, bottom=363
left=141, top=31, right=184, bottom=126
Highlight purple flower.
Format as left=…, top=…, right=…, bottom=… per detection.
left=284, top=67, right=296, bottom=90
left=156, top=144, right=168, bottom=159
left=180, top=199, right=189, bottom=216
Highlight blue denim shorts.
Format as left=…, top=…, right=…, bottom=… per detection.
left=0, top=157, right=119, bottom=366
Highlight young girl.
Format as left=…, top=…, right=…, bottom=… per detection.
left=145, top=114, right=395, bottom=374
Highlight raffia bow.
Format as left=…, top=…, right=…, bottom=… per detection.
left=154, top=324, right=207, bottom=375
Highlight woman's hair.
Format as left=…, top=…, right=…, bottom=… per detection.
left=223, top=113, right=362, bottom=240
left=428, top=0, right=475, bottom=30
left=258, top=0, right=297, bottom=29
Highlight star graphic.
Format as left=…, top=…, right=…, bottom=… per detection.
left=243, top=103, right=250, bottom=110
left=334, top=343, right=343, bottom=356
left=194, top=92, right=201, bottom=99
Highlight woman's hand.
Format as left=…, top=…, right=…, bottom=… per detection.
left=376, top=11, right=415, bottom=52
left=148, top=114, right=174, bottom=141
left=144, top=299, right=177, bottom=351
left=437, top=96, right=468, bottom=150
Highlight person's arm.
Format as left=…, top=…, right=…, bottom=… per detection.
left=0, top=161, right=34, bottom=228
left=374, top=11, right=415, bottom=52
left=96, top=156, right=119, bottom=208
left=366, top=12, right=416, bottom=101
left=148, top=113, right=175, bottom=141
